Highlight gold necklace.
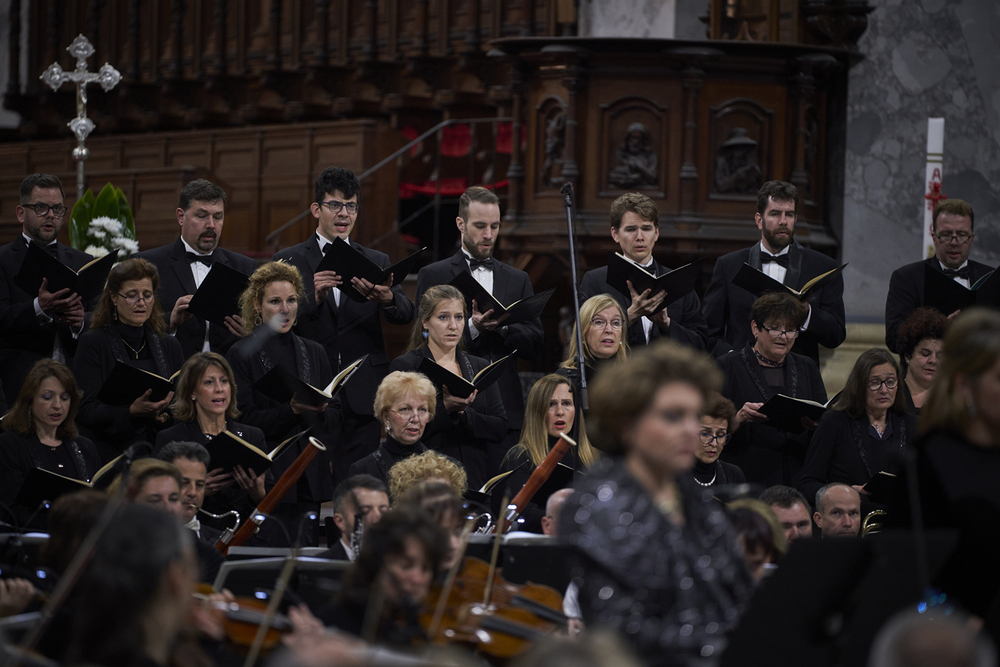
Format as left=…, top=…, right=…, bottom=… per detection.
left=121, top=336, right=146, bottom=359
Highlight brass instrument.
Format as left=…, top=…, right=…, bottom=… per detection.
left=861, top=509, right=887, bottom=538
left=199, top=508, right=241, bottom=545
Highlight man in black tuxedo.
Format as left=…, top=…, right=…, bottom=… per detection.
left=579, top=192, right=707, bottom=351
left=136, top=179, right=256, bottom=359
left=702, top=180, right=846, bottom=366
left=274, top=167, right=415, bottom=482
left=0, top=173, right=89, bottom=406
left=415, top=186, right=545, bottom=479
left=884, top=199, right=992, bottom=352
left=318, top=475, right=389, bottom=560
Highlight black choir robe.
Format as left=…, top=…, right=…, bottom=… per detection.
left=719, top=345, right=827, bottom=487
left=274, top=235, right=415, bottom=485
left=136, top=238, right=258, bottom=358
left=348, top=435, right=428, bottom=487
left=702, top=240, right=846, bottom=366
left=0, top=236, right=94, bottom=405
left=390, top=346, right=508, bottom=491
left=578, top=261, right=708, bottom=351
left=797, top=408, right=915, bottom=505
left=0, top=430, right=101, bottom=527
left=226, top=328, right=338, bottom=504
left=73, top=323, right=185, bottom=458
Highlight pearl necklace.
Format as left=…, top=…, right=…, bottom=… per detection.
left=693, top=470, right=717, bottom=487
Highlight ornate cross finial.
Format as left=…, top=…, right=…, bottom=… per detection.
left=39, top=35, right=121, bottom=199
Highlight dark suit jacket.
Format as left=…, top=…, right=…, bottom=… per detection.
left=702, top=241, right=847, bottom=366
left=579, top=261, right=708, bottom=351
left=226, top=329, right=337, bottom=504
left=0, top=237, right=93, bottom=404
left=136, top=238, right=258, bottom=359
left=884, top=257, right=994, bottom=352
left=416, top=251, right=544, bottom=432
left=318, top=540, right=352, bottom=561
left=274, top=235, right=415, bottom=481
left=73, top=324, right=185, bottom=455
left=390, top=346, right=508, bottom=490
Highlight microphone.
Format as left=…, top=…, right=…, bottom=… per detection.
left=559, top=181, right=574, bottom=206
left=295, top=509, right=319, bottom=549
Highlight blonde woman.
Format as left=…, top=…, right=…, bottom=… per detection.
left=558, top=294, right=629, bottom=393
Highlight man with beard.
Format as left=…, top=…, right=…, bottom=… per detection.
left=702, top=180, right=846, bottom=366
left=0, top=174, right=91, bottom=406
left=415, top=186, right=544, bottom=479
left=137, top=179, right=257, bottom=358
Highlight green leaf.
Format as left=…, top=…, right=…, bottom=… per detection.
left=69, top=189, right=96, bottom=250
left=92, top=182, right=120, bottom=221
left=115, top=187, right=136, bottom=240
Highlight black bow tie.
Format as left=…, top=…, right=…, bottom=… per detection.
left=761, top=254, right=789, bottom=269
left=468, top=257, right=494, bottom=271
left=186, top=252, right=214, bottom=266
left=36, top=242, right=59, bottom=258
left=943, top=266, right=970, bottom=279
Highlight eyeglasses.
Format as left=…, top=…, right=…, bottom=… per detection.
left=867, top=377, right=899, bottom=391
left=590, top=318, right=623, bottom=331
left=23, top=203, right=68, bottom=217
left=760, top=324, right=799, bottom=339
left=699, top=430, right=732, bottom=446
left=316, top=200, right=359, bottom=215
left=391, top=406, right=429, bottom=421
left=934, top=232, right=974, bottom=245
left=118, top=291, right=155, bottom=304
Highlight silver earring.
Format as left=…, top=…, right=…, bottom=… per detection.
left=422, top=330, right=428, bottom=340
left=254, top=314, right=263, bottom=326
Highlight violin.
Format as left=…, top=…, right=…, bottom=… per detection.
left=419, top=556, right=567, bottom=659
left=192, top=585, right=292, bottom=655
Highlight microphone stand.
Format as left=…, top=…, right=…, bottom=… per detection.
left=560, top=182, right=588, bottom=410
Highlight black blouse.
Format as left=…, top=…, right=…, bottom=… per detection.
left=348, top=434, right=428, bottom=486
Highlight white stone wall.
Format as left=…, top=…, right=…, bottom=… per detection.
left=578, top=0, right=677, bottom=38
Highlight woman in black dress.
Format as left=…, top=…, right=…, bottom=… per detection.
left=389, top=285, right=507, bottom=491
left=349, top=371, right=437, bottom=485
left=798, top=348, right=916, bottom=506
left=494, top=373, right=600, bottom=532
left=156, top=351, right=269, bottom=519
left=226, top=261, right=336, bottom=544
left=557, top=294, right=629, bottom=394
left=73, top=258, right=184, bottom=459
left=0, top=359, right=100, bottom=528
left=560, top=341, right=754, bottom=667
left=689, top=392, right=745, bottom=488
left=718, top=292, right=827, bottom=487
left=895, top=307, right=947, bottom=415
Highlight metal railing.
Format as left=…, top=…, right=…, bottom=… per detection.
left=264, top=116, right=512, bottom=260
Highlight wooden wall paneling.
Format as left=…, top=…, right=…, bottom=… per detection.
left=595, top=93, right=670, bottom=202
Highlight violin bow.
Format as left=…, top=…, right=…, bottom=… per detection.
left=427, top=516, right=477, bottom=640
left=482, top=492, right=509, bottom=606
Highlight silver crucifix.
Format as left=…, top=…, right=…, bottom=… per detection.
left=40, top=35, right=121, bottom=200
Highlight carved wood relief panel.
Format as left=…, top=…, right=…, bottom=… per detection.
left=598, top=96, right=669, bottom=199
left=535, top=96, right=567, bottom=192
left=708, top=97, right=774, bottom=201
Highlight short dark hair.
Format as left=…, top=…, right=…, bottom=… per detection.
left=332, top=474, right=388, bottom=514
left=314, top=166, right=360, bottom=202
left=458, top=186, right=500, bottom=222
left=609, top=192, right=658, bottom=230
left=179, top=179, right=227, bottom=211
left=20, top=174, right=65, bottom=203
left=834, top=348, right=905, bottom=420
left=157, top=441, right=211, bottom=469
left=933, top=198, right=974, bottom=231
left=750, top=292, right=808, bottom=331
left=704, top=391, right=737, bottom=433
left=756, top=180, right=798, bottom=217
left=896, top=307, right=948, bottom=367
left=759, top=484, right=812, bottom=514
left=4, top=358, right=82, bottom=440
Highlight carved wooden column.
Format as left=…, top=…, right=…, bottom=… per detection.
left=362, top=0, right=377, bottom=62
left=7, top=0, right=20, bottom=96
left=267, top=0, right=283, bottom=69
left=168, top=0, right=186, bottom=78
left=671, top=47, right=722, bottom=215
left=559, top=53, right=587, bottom=189
left=414, top=0, right=429, bottom=56
left=212, top=0, right=228, bottom=74
left=466, top=0, right=482, bottom=53
left=504, top=60, right=526, bottom=223
left=314, top=0, right=330, bottom=66
left=790, top=54, right=838, bottom=200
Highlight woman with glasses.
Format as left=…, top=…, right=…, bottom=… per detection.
left=797, top=348, right=915, bottom=505
left=348, top=371, right=438, bottom=486
left=74, top=258, right=185, bottom=458
left=718, top=292, right=827, bottom=487
left=390, top=285, right=507, bottom=491
left=689, top=392, right=745, bottom=488
left=558, top=294, right=629, bottom=395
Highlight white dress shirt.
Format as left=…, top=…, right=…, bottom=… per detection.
left=181, top=238, right=215, bottom=351
left=938, top=258, right=972, bottom=289
left=760, top=242, right=812, bottom=331
left=314, top=232, right=344, bottom=308
left=624, top=254, right=656, bottom=342
left=462, top=249, right=495, bottom=339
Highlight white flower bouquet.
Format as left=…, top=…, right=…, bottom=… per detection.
left=69, top=182, right=139, bottom=259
